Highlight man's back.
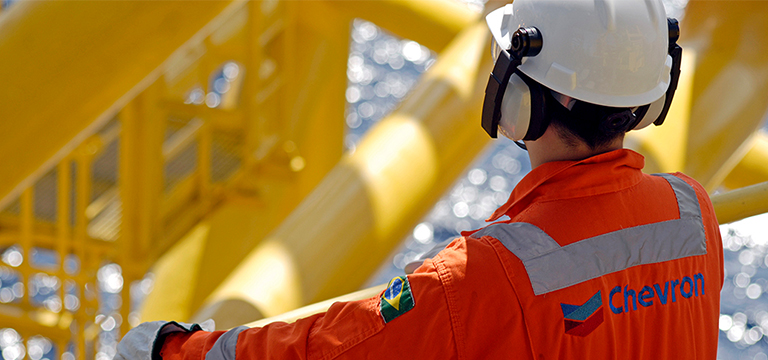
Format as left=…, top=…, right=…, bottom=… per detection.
left=434, top=149, right=723, bottom=358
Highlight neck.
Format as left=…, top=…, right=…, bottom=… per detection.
left=524, top=128, right=623, bottom=168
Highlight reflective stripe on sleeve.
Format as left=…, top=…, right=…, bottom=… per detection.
left=473, top=174, right=707, bottom=295
left=205, top=326, right=247, bottom=360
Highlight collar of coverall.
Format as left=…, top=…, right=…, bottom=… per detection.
left=483, top=148, right=645, bottom=223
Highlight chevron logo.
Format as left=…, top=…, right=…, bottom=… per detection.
left=560, top=290, right=604, bottom=337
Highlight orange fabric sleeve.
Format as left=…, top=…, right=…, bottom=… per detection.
left=159, top=256, right=459, bottom=360
left=161, top=330, right=226, bottom=360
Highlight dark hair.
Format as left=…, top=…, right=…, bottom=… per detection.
left=545, top=91, right=635, bottom=150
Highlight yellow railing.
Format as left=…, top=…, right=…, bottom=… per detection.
left=0, top=99, right=248, bottom=358
left=0, top=4, right=258, bottom=358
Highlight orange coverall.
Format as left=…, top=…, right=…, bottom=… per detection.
left=160, top=149, right=724, bottom=359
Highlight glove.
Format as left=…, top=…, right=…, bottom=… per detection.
left=115, top=319, right=215, bottom=360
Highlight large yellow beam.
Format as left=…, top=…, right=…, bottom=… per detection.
left=627, top=1, right=768, bottom=191
left=681, top=1, right=768, bottom=190
left=626, top=50, right=696, bottom=174
left=326, top=0, right=478, bottom=51
left=246, top=284, right=387, bottom=328
left=722, top=132, right=768, bottom=191
left=0, top=0, right=233, bottom=209
left=191, top=22, right=493, bottom=330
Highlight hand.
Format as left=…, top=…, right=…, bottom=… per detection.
left=115, top=320, right=215, bottom=360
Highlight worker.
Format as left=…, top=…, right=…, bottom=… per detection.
left=117, top=0, right=724, bottom=358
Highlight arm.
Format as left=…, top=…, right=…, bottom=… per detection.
left=146, top=257, right=457, bottom=360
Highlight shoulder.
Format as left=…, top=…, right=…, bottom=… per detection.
left=415, top=236, right=502, bottom=270
left=668, top=172, right=709, bottom=195
left=666, top=172, right=718, bottom=219
left=423, top=235, right=517, bottom=292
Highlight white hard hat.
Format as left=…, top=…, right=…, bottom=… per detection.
left=487, top=0, right=671, bottom=107
left=481, top=0, right=681, bottom=142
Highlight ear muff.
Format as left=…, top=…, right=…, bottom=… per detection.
left=482, top=26, right=543, bottom=139
left=498, top=70, right=548, bottom=141
left=498, top=74, right=530, bottom=140
left=630, top=18, right=682, bottom=131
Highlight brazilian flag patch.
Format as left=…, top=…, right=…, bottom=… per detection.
left=380, top=276, right=415, bottom=323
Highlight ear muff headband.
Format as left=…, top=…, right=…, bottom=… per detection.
left=656, top=18, right=682, bottom=126
left=652, top=42, right=682, bottom=127
left=482, top=48, right=522, bottom=138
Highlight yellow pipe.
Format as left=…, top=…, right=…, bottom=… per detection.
left=681, top=1, right=768, bottom=190
left=722, top=132, right=768, bottom=190
left=712, top=181, right=768, bottom=225
left=192, top=22, right=493, bottom=330
left=626, top=49, right=696, bottom=174
left=246, top=284, right=386, bottom=328
left=326, top=0, right=478, bottom=52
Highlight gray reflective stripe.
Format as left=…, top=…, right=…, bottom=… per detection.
left=205, top=326, right=247, bottom=360
left=474, top=174, right=706, bottom=295
left=654, top=173, right=701, bottom=219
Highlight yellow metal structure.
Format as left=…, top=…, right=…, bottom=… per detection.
left=140, top=0, right=479, bottom=325
left=247, top=284, right=386, bottom=328
left=712, top=181, right=768, bottom=225
left=0, top=0, right=352, bottom=355
left=628, top=1, right=768, bottom=191
left=0, top=0, right=767, bottom=357
left=0, top=0, right=479, bottom=356
left=723, top=133, right=768, bottom=190
left=191, top=22, right=493, bottom=329
left=0, top=0, right=231, bottom=211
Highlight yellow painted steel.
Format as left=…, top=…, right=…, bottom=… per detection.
left=684, top=1, right=768, bottom=190
left=626, top=50, right=696, bottom=174
left=629, top=0, right=768, bottom=190
left=722, top=132, right=768, bottom=190
left=142, top=0, right=353, bottom=323
left=0, top=0, right=479, bottom=351
left=192, top=22, right=492, bottom=329
left=141, top=0, right=478, bottom=324
left=326, top=0, right=478, bottom=51
left=246, top=284, right=387, bottom=328
left=712, top=181, right=768, bottom=225
left=0, top=0, right=232, bottom=209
